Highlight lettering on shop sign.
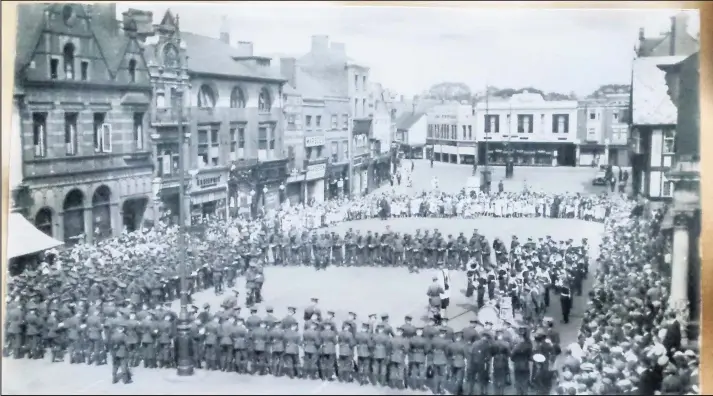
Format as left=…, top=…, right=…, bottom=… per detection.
left=305, top=135, right=326, bottom=148
left=306, top=163, right=326, bottom=181
left=197, top=175, right=221, bottom=189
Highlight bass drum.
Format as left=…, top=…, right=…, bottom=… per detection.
left=477, top=304, right=501, bottom=329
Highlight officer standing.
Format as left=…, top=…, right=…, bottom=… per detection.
left=319, top=322, right=338, bottom=381
left=110, top=324, right=132, bottom=384
left=337, top=322, right=356, bottom=383
left=268, top=321, right=285, bottom=376
left=282, top=322, right=301, bottom=379
left=355, top=322, right=373, bottom=385
left=559, top=285, right=572, bottom=324
left=510, top=327, right=533, bottom=395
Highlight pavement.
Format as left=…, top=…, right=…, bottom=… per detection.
left=3, top=217, right=603, bottom=395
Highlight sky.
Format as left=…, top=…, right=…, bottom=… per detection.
left=116, top=2, right=700, bottom=98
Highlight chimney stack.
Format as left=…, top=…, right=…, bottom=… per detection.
left=220, top=16, right=230, bottom=45
left=670, top=16, right=677, bottom=55
left=236, top=41, right=253, bottom=57
left=311, top=35, right=329, bottom=55
left=280, top=58, right=297, bottom=88
left=639, top=27, right=645, bottom=41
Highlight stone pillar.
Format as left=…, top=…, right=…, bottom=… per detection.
left=669, top=211, right=692, bottom=345
left=604, top=145, right=610, bottom=165
left=84, top=206, right=94, bottom=244
left=111, top=202, right=121, bottom=237
left=575, top=145, right=580, bottom=167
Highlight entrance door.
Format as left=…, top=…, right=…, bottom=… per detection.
left=63, top=189, right=85, bottom=244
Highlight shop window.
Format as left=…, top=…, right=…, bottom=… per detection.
left=663, top=129, right=675, bottom=154
left=32, top=113, right=48, bottom=158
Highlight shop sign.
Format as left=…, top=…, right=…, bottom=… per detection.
left=197, top=174, right=221, bottom=189
left=191, top=190, right=226, bottom=205
left=305, top=135, right=326, bottom=147
left=305, top=163, right=326, bottom=181
left=353, top=156, right=365, bottom=168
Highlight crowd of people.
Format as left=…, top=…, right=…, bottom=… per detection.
left=553, top=205, right=699, bottom=395
left=3, top=177, right=699, bottom=395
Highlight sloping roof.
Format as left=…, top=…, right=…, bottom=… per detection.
left=396, top=112, right=425, bottom=131
left=180, top=31, right=285, bottom=81
left=638, top=37, right=666, bottom=57
left=631, top=56, right=686, bottom=126
left=15, top=4, right=46, bottom=72
left=8, top=213, right=63, bottom=259
left=91, top=23, right=127, bottom=74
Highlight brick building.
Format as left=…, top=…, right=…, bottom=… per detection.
left=14, top=3, right=153, bottom=244
left=575, top=88, right=630, bottom=167
left=146, top=12, right=287, bottom=222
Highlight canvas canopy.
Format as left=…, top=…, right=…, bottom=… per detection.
left=7, top=212, right=63, bottom=259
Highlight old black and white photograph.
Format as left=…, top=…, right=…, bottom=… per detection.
left=3, top=2, right=702, bottom=395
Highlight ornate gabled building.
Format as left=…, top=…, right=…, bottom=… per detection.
left=146, top=11, right=288, bottom=222
left=14, top=3, right=153, bottom=244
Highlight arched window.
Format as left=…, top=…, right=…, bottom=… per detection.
left=230, top=87, right=246, bottom=108
left=128, top=59, right=137, bottom=83
left=258, top=87, right=272, bottom=112
left=92, top=185, right=112, bottom=241
left=35, top=207, right=54, bottom=237
left=62, top=189, right=85, bottom=244
left=63, top=42, right=75, bottom=80
left=197, top=84, right=216, bottom=108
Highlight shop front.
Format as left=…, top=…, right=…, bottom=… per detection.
left=305, top=163, right=326, bottom=203
left=189, top=167, right=229, bottom=224
left=228, top=159, right=257, bottom=218
left=373, top=154, right=392, bottom=188
left=479, top=142, right=565, bottom=167
left=352, top=154, right=369, bottom=196
left=285, top=168, right=305, bottom=205
left=326, top=163, right=348, bottom=200
left=255, top=159, right=288, bottom=216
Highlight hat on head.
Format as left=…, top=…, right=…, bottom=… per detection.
left=533, top=354, right=546, bottom=363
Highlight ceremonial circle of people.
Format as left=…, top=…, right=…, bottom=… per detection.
left=4, top=186, right=698, bottom=395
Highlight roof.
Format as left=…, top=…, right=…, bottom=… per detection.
left=8, top=213, right=63, bottom=259
left=396, top=112, right=425, bottom=131
left=179, top=31, right=285, bottom=81
left=631, top=56, right=686, bottom=126
left=295, top=66, right=347, bottom=98
left=638, top=37, right=666, bottom=57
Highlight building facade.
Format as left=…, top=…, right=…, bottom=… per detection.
left=394, top=112, right=428, bottom=158
left=576, top=89, right=630, bottom=167
left=147, top=12, right=287, bottom=222
left=474, top=92, right=579, bottom=167
left=636, top=13, right=699, bottom=58
left=15, top=3, right=154, bottom=244
left=629, top=56, right=685, bottom=200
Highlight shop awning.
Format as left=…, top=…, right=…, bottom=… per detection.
left=7, top=212, right=63, bottom=259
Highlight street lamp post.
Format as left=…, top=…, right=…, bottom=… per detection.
left=279, top=183, right=285, bottom=203
left=262, top=186, right=268, bottom=208
left=172, top=16, right=194, bottom=377
left=250, top=189, right=256, bottom=218
left=151, top=177, right=161, bottom=227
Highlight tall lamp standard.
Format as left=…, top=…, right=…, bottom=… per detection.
left=262, top=186, right=268, bottom=207
left=173, top=15, right=194, bottom=377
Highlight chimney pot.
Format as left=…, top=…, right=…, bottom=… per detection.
left=280, top=57, right=297, bottom=89
left=220, top=16, right=230, bottom=44
left=639, top=27, right=645, bottom=41
left=670, top=16, right=677, bottom=56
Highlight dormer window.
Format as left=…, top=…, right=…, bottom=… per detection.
left=63, top=43, right=75, bottom=80
left=128, top=59, right=137, bottom=83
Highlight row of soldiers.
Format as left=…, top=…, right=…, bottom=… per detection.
left=5, top=290, right=564, bottom=394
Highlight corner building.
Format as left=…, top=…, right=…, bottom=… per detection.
left=14, top=3, right=154, bottom=244
left=147, top=12, right=288, bottom=222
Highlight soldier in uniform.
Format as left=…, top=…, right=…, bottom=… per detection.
left=282, top=306, right=299, bottom=330
left=408, top=327, right=428, bottom=390
left=510, top=327, right=533, bottom=395
left=65, top=311, right=85, bottom=364
left=5, top=302, right=24, bottom=358
left=110, top=325, right=132, bottom=384
left=447, top=331, right=468, bottom=394
left=355, top=322, right=373, bottom=385
left=492, top=329, right=512, bottom=396
left=531, top=353, right=550, bottom=395
left=302, top=321, right=320, bottom=380
left=232, top=318, right=249, bottom=374
left=427, top=277, right=444, bottom=325
left=189, top=316, right=205, bottom=369
left=85, top=308, right=104, bottom=365
left=559, top=285, right=572, bottom=324
left=24, top=306, right=44, bottom=360
left=337, top=322, right=356, bottom=383
left=203, top=316, right=220, bottom=370
left=387, top=327, right=408, bottom=389
left=371, top=325, right=390, bottom=385
left=304, top=297, right=321, bottom=322
left=343, top=311, right=358, bottom=335
left=268, top=320, right=285, bottom=376
left=246, top=307, right=262, bottom=330
left=46, top=310, right=65, bottom=362
left=219, top=315, right=236, bottom=371
left=319, top=322, right=338, bottom=380
left=331, top=233, right=344, bottom=266
left=283, top=322, right=302, bottom=379
left=430, top=328, right=450, bottom=394
left=467, top=331, right=493, bottom=395
left=250, top=320, right=269, bottom=375
left=401, top=315, right=417, bottom=338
